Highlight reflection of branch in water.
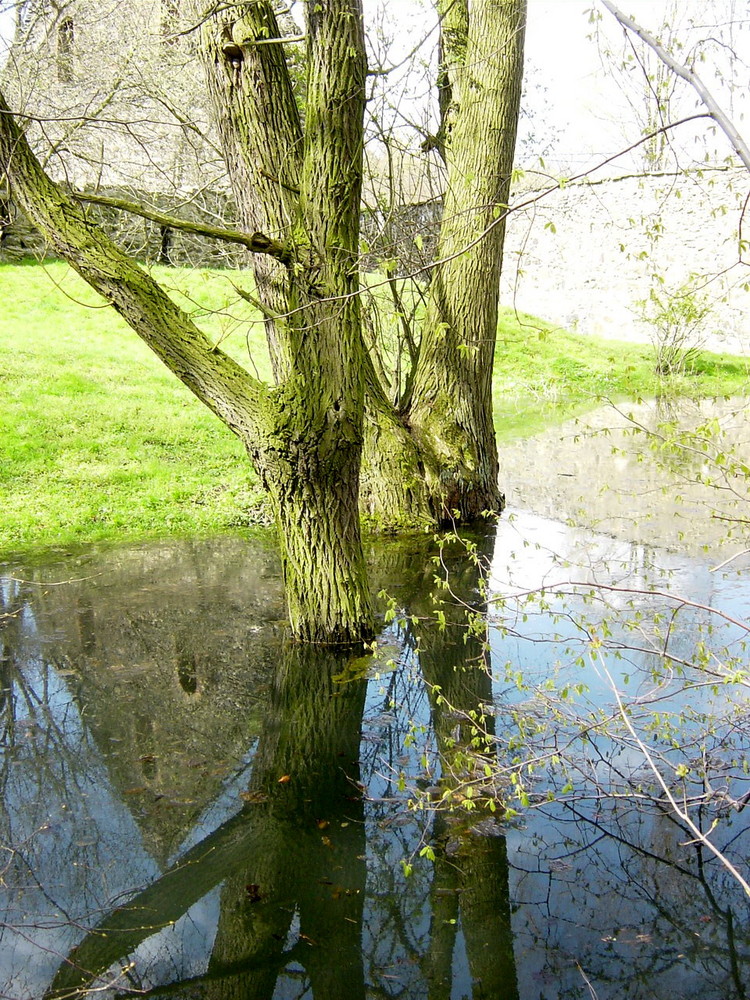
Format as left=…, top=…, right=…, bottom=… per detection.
left=521, top=780, right=750, bottom=999
left=0, top=646, right=128, bottom=943
left=597, top=652, right=750, bottom=897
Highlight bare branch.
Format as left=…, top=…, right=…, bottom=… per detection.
left=601, top=0, right=750, bottom=172
left=74, top=190, right=293, bottom=263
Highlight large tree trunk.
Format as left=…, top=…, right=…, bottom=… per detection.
left=196, top=0, right=374, bottom=641
left=363, top=0, right=526, bottom=527
left=1, top=0, right=526, bottom=630
left=409, top=0, right=526, bottom=520
left=258, top=411, right=371, bottom=642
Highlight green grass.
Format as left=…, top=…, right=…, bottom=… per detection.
left=493, top=309, right=750, bottom=440
left=0, top=260, right=271, bottom=556
left=1, top=261, right=748, bottom=557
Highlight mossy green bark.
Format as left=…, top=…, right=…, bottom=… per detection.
left=0, top=1, right=374, bottom=644
left=407, top=0, right=527, bottom=522
left=1, top=0, right=526, bottom=634
left=358, top=1, right=526, bottom=528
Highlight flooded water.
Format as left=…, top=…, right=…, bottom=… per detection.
left=1, top=401, right=750, bottom=999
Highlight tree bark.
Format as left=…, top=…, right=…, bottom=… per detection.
left=195, top=0, right=374, bottom=641
left=1, top=0, right=526, bottom=630
left=406, top=0, right=526, bottom=522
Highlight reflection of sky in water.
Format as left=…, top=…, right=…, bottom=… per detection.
left=491, top=509, right=750, bottom=708
left=0, top=511, right=748, bottom=999
left=0, top=663, right=159, bottom=997
left=487, top=510, right=750, bottom=1000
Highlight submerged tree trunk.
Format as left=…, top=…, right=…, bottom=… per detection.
left=0, top=0, right=374, bottom=644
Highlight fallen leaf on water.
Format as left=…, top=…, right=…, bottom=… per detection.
left=240, top=791, right=269, bottom=803
left=123, top=787, right=147, bottom=795
left=321, top=836, right=332, bottom=847
left=278, top=774, right=291, bottom=784
left=317, top=819, right=330, bottom=830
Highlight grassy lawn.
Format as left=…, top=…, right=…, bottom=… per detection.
left=0, top=260, right=272, bottom=555
left=493, top=309, right=750, bottom=440
left=1, top=260, right=748, bottom=557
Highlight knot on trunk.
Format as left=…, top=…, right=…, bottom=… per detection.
left=221, top=40, right=243, bottom=68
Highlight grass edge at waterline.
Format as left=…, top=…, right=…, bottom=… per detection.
left=1, top=260, right=748, bottom=557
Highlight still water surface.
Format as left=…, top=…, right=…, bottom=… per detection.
left=1, top=404, right=750, bottom=999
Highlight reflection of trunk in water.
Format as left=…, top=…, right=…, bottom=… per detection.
left=413, top=530, right=519, bottom=1000
left=35, top=529, right=519, bottom=998
left=420, top=625, right=519, bottom=1000
left=206, top=644, right=367, bottom=1000
left=45, top=643, right=368, bottom=1000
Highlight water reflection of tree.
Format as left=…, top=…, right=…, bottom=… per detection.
left=205, top=645, right=368, bottom=1000
left=13, top=526, right=746, bottom=999
left=420, top=632, right=518, bottom=1000
left=363, top=530, right=519, bottom=999
left=510, top=793, right=750, bottom=1000
left=8, top=539, right=285, bottom=865
left=35, top=531, right=524, bottom=999
left=45, top=641, right=368, bottom=999
left=418, top=541, right=518, bottom=1000
left=0, top=578, right=133, bottom=949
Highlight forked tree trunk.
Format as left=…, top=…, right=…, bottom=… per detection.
left=0, top=0, right=374, bottom=645
left=0, top=0, right=526, bottom=636
left=363, top=0, right=526, bottom=526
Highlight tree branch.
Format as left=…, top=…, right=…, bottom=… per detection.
left=0, top=86, right=271, bottom=444
left=74, top=190, right=293, bottom=263
left=601, top=0, right=750, bottom=173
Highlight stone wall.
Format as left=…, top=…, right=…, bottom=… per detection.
left=0, top=186, right=244, bottom=267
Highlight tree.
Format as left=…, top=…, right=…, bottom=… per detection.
left=0, top=0, right=526, bottom=643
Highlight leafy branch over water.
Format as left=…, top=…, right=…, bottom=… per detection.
left=380, top=401, right=750, bottom=901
